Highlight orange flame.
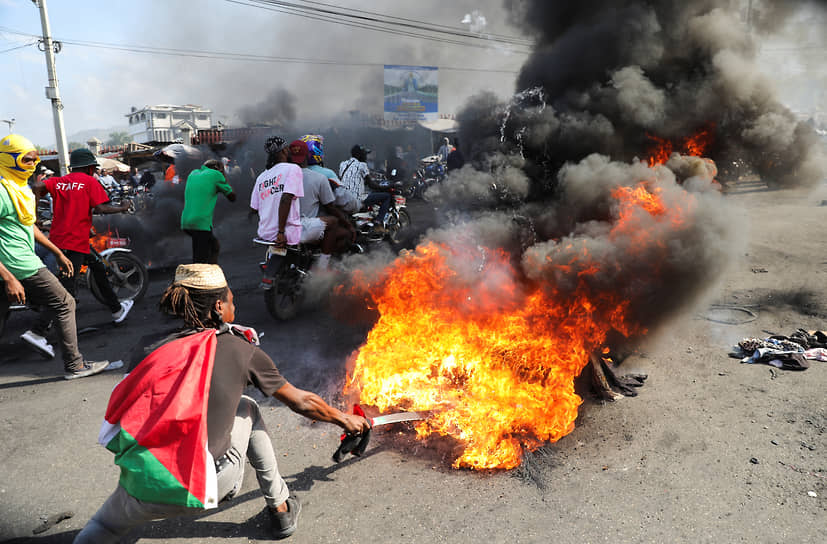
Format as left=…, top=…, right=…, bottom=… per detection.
left=647, top=124, right=716, bottom=166
left=345, top=182, right=689, bottom=469
left=89, top=226, right=128, bottom=253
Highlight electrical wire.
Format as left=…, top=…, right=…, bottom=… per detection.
left=0, top=27, right=520, bottom=74
left=229, top=0, right=533, bottom=47
left=0, top=40, right=37, bottom=54
left=224, top=0, right=533, bottom=52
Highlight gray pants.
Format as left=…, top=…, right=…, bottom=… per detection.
left=0, top=267, right=83, bottom=370
left=74, top=396, right=289, bottom=543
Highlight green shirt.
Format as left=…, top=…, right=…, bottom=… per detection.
left=180, top=166, right=233, bottom=231
left=0, top=184, right=44, bottom=280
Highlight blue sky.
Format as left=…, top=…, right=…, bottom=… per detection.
left=0, top=0, right=524, bottom=147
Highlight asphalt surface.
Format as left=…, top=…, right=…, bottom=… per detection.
left=1, top=193, right=826, bottom=543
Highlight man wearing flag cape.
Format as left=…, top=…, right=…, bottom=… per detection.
left=74, top=263, right=370, bottom=542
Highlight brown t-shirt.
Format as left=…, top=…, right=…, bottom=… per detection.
left=129, top=327, right=288, bottom=458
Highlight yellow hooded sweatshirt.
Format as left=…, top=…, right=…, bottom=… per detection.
left=0, top=134, right=40, bottom=226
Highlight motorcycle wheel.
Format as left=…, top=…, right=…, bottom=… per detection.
left=90, top=252, right=149, bottom=304
left=388, top=209, right=411, bottom=245
left=264, top=281, right=302, bottom=320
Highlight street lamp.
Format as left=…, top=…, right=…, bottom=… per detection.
left=1, top=118, right=15, bottom=133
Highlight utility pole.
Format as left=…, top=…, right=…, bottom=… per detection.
left=32, top=0, right=69, bottom=174
left=1, top=118, right=15, bottom=133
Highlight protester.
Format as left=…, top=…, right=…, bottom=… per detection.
left=339, top=144, right=391, bottom=234
left=98, top=168, right=118, bottom=194
left=139, top=168, right=157, bottom=190
left=73, top=263, right=370, bottom=542
left=447, top=138, right=465, bottom=172
left=33, top=148, right=134, bottom=324
left=250, top=136, right=303, bottom=248
left=164, top=162, right=179, bottom=184
left=302, top=134, right=359, bottom=214
left=288, top=139, right=354, bottom=266
left=0, top=134, right=108, bottom=379
left=181, top=159, right=237, bottom=264
left=437, top=137, right=452, bottom=163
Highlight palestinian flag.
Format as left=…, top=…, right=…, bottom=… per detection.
left=97, top=330, right=219, bottom=509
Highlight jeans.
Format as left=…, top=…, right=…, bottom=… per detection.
left=363, top=192, right=392, bottom=225
left=74, top=396, right=289, bottom=543
left=0, top=267, right=83, bottom=370
left=185, top=229, right=220, bottom=264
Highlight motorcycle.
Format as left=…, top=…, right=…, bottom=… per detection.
left=108, top=183, right=154, bottom=215
left=351, top=180, right=411, bottom=246
left=1, top=229, right=149, bottom=338
left=255, top=238, right=318, bottom=321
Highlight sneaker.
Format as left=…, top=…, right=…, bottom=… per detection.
left=20, top=330, right=55, bottom=359
left=112, top=300, right=134, bottom=323
left=64, top=360, right=110, bottom=380
left=268, top=496, right=301, bottom=540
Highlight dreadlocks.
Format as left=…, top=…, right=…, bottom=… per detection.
left=159, top=284, right=229, bottom=329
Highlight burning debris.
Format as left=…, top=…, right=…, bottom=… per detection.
left=341, top=0, right=826, bottom=469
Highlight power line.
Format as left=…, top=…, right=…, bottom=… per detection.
left=224, top=0, right=533, bottom=52
left=0, top=26, right=519, bottom=74
left=0, top=40, right=36, bottom=54
left=234, top=0, right=533, bottom=46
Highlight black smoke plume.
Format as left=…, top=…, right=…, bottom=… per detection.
left=367, top=0, right=826, bottom=354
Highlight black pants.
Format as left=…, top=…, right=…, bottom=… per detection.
left=185, top=229, right=220, bottom=264
left=60, top=249, right=121, bottom=313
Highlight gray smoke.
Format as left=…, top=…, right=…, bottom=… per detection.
left=355, top=0, right=826, bottom=354
left=237, top=88, right=297, bottom=128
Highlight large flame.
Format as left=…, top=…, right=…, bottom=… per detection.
left=647, top=124, right=716, bottom=167
left=345, top=179, right=694, bottom=469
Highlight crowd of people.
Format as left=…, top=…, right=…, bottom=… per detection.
left=1, top=130, right=462, bottom=541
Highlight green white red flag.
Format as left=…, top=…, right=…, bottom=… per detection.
left=98, top=330, right=219, bottom=509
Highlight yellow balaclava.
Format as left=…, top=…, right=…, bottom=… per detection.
left=0, top=134, right=40, bottom=226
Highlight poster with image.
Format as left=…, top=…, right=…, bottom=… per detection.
left=384, top=65, right=438, bottom=122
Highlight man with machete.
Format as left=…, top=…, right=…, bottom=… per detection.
left=74, top=263, right=370, bottom=542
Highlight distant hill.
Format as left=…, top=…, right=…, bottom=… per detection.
left=66, top=125, right=130, bottom=147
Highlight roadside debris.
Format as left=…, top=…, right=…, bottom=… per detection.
left=728, top=329, right=827, bottom=371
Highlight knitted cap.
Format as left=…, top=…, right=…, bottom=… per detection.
left=173, top=264, right=227, bottom=290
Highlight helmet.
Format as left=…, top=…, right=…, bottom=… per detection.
left=301, top=134, right=324, bottom=166
left=351, top=144, right=369, bottom=162
left=68, top=148, right=99, bottom=169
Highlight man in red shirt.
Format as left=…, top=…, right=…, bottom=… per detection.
left=34, top=148, right=132, bottom=324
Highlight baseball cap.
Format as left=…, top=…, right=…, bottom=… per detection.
left=288, top=140, right=308, bottom=164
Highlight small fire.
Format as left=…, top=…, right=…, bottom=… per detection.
left=345, top=181, right=691, bottom=469
left=89, top=226, right=129, bottom=253
left=647, top=124, right=715, bottom=166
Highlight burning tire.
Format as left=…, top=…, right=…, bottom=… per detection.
left=89, top=252, right=148, bottom=304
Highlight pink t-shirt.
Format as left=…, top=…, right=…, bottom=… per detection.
left=251, top=163, right=304, bottom=244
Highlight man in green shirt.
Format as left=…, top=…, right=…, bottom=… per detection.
left=0, top=134, right=108, bottom=379
left=181, top=159, right=236, bottom=264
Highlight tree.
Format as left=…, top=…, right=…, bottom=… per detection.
left=106, top=131, right=131, bottom=146
left=68, top=142, right=84, bottom=151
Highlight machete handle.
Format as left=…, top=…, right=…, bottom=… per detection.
left=332, top=404, right=371, bottom=463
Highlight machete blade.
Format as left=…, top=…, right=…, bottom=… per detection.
left=370, top=411, right=428, bottom=427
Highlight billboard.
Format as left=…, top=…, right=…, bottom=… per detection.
left=384, top=65, right=438, bottom=122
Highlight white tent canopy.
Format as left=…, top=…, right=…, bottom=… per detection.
left=96, top=156, right=130, bottom=173
left=418, top=118, right=458, bottom=133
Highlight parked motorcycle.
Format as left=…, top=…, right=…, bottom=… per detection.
left=255, top=238, right=318, bottom=321
left=108, top=183, right=154, bottom=215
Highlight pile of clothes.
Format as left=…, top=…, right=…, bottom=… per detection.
left=729, top=329, right=827, bottom=371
